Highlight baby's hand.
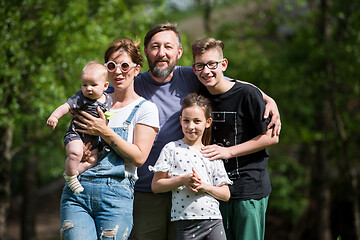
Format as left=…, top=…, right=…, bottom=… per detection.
left=46, top=116, right=58, bottom=130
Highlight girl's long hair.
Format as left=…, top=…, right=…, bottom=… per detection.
left=181, top=93, right=212, bottom=145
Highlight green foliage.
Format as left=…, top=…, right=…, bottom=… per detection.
left=267, top=153, right=308, bottom=222
left=1, top=0, right=169, bottom=191
left=3, top=0, right=360, bottom=236
left=204, top=0, right=360, bottom=227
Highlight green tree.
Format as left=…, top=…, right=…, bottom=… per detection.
left=209, top=0, right=360, bottom=239
left=0, top=0, right=168, bottom=238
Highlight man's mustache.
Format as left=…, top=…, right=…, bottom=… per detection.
left=154, top=57, right=169, bottom=63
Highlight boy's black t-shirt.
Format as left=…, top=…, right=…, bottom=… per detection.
left=202, top=80, right=272, bottom=200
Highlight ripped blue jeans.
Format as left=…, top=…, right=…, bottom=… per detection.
left=60, top=176, right=134, bottom=239
left=60, top=100, right=145, bottom=239
left=60, top=127, right=133, bottom=240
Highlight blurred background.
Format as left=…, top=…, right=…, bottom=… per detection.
left=1, top=0, right=359, bottom=239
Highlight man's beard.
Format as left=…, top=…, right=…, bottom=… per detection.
left=148, top=59, right=176, bottom=79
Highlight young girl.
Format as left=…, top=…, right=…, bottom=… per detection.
left=150, top=93, right=232, bottom=240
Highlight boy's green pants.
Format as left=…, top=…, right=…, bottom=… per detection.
left=220, top=195, right=269, bottom=240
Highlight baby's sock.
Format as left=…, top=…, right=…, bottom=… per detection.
left=64, top=173, right=84, bottom=194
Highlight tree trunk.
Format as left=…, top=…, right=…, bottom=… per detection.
left=203, top=0, right=212, bottom=33
left=313, top=125, right=332, bottom=240
left=289, top=143, right=315, bottom=240
left=350, top=168, right=360, bottom=239
left=21, top=151, right=38, bottom=240
left=314, top=0, right=332, bottom=237
left=0, top=125, right=14, bottom=240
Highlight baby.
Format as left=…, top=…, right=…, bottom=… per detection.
left=47, top=61, right=112, bottom=194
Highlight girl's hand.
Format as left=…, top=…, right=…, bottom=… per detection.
left=74, top=107, right=107, bottom=136
left=201, top=144, right=232, bottom=161
left=188, top=169, right=213, bottom=194
left=189, top=169, right=230, bottom=201
left=182, top=170, right=202, bottom=192
left=190, top=169, right=205, bottom=192
left=191, top=169, right=201, bottom=181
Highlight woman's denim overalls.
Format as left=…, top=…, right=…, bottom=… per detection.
left=60, top=100, right=146, bottom=240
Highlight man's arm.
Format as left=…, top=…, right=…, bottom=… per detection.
left=238, top=80, right=281, bottom=136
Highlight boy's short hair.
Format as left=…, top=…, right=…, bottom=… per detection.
left=144, top=23, right=182, bottom=49
left=191, top=38, right=224, bottom=59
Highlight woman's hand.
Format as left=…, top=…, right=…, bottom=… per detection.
left=74, top=107, right=108, bottom=136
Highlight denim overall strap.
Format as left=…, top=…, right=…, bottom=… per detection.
left=123, top=99, right=147, bottom=131
left=81, top=99, right=147, bottom=178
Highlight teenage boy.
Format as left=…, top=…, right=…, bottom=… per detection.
left=129, top=24, right=281, bottom=240
left=192, top=37, right=279, bottom=240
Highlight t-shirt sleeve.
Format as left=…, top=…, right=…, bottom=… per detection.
left=136, top=100, right=160, bottom=129
left=148, top=143, right=173, bottom=173
left=178, top=66, right=201, bottom=92
left=104, top=93, right=113, bottom=111
left=244, top=85, right=269, bottom=134
left=66, top=90, right=83, bottom=109
left=212, top=160, right=233, bottom=186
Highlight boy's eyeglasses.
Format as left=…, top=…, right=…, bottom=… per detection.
left=104, top=61, right=137, bottom=73
left=193, top=59, right=224, bottom=71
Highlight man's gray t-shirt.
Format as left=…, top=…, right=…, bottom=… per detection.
left=134, top=66, right=200, bottom=192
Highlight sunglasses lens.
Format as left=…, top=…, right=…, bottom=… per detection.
left=121, top=62, right=130, bottom=72
left=107, top=62, right=116, bottom=71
